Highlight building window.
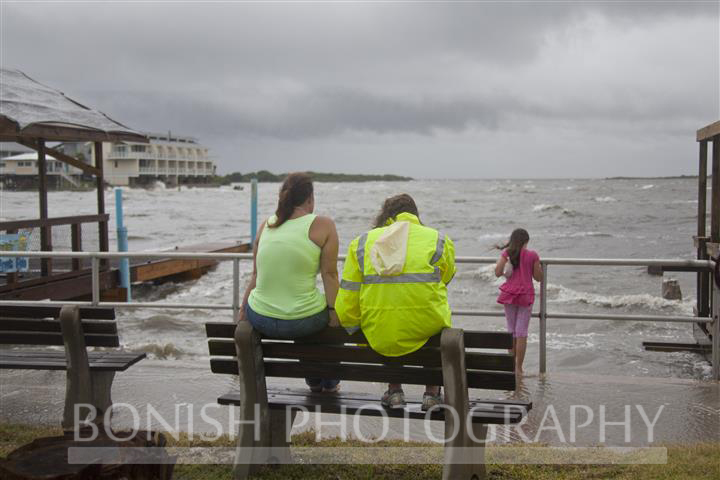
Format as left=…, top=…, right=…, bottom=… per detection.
left=115, top=161, right=119, bottom=168
left=131, top=145, right=146, bottom=153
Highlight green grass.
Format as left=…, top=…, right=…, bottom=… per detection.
left=1, top=424, right=717, bottom=479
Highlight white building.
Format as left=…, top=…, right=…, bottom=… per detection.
left=0, top=151, right=83, bottom=189
left=102, top=132, right=215, bottom=186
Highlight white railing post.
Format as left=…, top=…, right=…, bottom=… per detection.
left=539, top=263, right=548, bottom=375
left=233, top=258, right=240, bottom=321
left=91, top=256, right=100, bottom=306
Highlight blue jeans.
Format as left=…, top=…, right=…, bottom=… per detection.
left=245, top=304, right=340, bottom=391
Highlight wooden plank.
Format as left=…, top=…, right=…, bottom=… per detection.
left=133, top=258, right=217, bottom=283
left=0, top=269, right=118, bottom=300
left=258, top=388, right=532, bottom=410
left=0, top=122, right=148, bottom=144
left=0, top=318, right=117, bottom=334
left=209, top=339, right=514, bottom=371
left=206, top=324, right=513, bottom=350
left=697, top=120, right=720, bottom=141
left=0, top=331, right=119, bottom=347
left=95, top=142, right=109, bottom=268
left=0, top=306, right=115, bottom=319
left=210, top=358, right=516, bottom=390
left=0, top=352, right=145, bottom=371
left=0, top=214, right=109, bottom=231
left=216, top=392, right=525, bottom=424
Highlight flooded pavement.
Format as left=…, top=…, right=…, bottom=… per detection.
left=1, top=361, right=717, bottom=447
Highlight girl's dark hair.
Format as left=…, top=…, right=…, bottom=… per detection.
left=496, top=228, right=530, bottom=267
left=268, top=172, right=313, bottom=228
left=374, top=194, right=419, bottom=228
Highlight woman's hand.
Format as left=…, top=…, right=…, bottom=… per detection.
left=328, top=310, right=340, bottom=327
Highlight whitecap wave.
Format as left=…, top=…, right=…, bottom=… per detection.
left=641, top=184, right=654, bottom=190
left=532, top=204, right=577, bottom=216
left=547, top=283, right=694, bottom=313
left=594, top=196, right=617, bottom=202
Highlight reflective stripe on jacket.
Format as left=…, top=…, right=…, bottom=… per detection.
left=335, top=212, right=456, bottom=356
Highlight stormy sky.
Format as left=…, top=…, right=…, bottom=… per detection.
left=1, top=1, right=718, bottom=178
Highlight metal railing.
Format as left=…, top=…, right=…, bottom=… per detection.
left=1, top=251, right=717, bottom=379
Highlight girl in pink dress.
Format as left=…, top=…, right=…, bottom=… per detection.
left=495, top=228, right=543, bottom=374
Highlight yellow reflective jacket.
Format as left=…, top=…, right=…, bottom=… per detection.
left=335, top=212, right=456, bottom=356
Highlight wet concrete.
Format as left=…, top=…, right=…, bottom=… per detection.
left=1, top=361, right=717, bottom=447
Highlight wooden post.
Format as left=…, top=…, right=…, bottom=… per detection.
left=94, top=142, right=109, bottom=269
left=711, top=136, right=720, bottom=243
left=233, top=321, right=270, bottom=479
left=59, top=305, right=115, bottom=430
left=712, top=275, right=719, bottom=381
left=37, top=139, right=52, bottom=276
left=698, top=140, right=710, bottom=317
left=441, top=328, right=487, bottom=480
left=71, top=222, right=82, bottom=271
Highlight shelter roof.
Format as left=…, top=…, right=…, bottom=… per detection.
left=0, top=68, right=148, bottom=143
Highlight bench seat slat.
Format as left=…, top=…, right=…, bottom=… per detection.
left=216, top=391, right=525, bottom=424
left=0, top=306, right=115, bottom=320
left=0, top=331, right=120, bottom=347
left=0, top=318, right=118, bottom=335
left=0, top=351, right=146, bottom=371
left=208, top=339, right=514, bottom=371
left=259, top=388, right=532, bottom=411
left=206, top=324, right=513, bottom=349
left=210, top=358, right=516, bottom=391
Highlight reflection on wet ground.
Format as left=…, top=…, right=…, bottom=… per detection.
left=1, top=362, right=717, bottom=446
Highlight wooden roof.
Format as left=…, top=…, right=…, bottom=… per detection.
left=0, top=68, right=147, bottom=143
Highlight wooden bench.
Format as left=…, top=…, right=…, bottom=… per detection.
left=206, top=321, right=532, bottom=480
left=0, top=305, right=146, bottom=429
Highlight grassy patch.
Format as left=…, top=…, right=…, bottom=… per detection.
left=1, top=424, right=717, bottom=479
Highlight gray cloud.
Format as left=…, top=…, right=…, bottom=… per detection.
left=1, top=1, right=717, bottom=177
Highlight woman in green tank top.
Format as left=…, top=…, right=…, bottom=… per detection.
left=240, top=172, right=340, bottom=392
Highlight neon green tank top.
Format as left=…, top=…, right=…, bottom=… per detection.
left=248, top=214, right=327, bottom=320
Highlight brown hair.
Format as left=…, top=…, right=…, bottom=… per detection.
left=496, top=228, right=530, bottom=267
left=373, top=194, right=420, bottom=228
left=268, top=172, right=314, bottom=228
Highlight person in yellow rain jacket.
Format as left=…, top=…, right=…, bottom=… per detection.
left=335, top=193, right=456, bottom=411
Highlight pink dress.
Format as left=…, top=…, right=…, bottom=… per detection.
left=497, top=248, right=539, bottom=307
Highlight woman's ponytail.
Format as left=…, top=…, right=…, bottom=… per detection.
left=495, top=228, right=530, bottom=267
left=268, top=172, right=314, bottom=228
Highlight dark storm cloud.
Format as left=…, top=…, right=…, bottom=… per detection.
left=0, top=1, right=717, bottom=176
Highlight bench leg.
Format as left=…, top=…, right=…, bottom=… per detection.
left=441, top=328, right=487, bottom=480
left=91, top=371, right=115, bottom=426
left=269, top=408, right=297, bottom=465
left=233, top=321, right=271, bottom=480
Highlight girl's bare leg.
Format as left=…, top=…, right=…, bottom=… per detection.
left=515, top=337, right=527, bottom=374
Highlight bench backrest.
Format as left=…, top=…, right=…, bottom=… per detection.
left=0, top=306, right=119, bottom=347
left=206, top=323, right=516, bottom=391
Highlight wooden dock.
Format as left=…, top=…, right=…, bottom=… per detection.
left=0, top=242, right=251, bottom=301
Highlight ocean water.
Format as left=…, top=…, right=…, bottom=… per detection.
left=0, top=177, right=712, bottom=380
left=2, top=177, right=719, bottom=445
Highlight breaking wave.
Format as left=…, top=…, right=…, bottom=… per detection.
left=594, top=197, right=617, bottom=202
left=547, top=283, right=693, bottom=314
left=532, top=204, right=578, bottom=216
left=131, top=342, right=187, bottom=359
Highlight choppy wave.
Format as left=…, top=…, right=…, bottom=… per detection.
left=532, top=204, right=578, bottom=216
left=565, top=231, right=613, bottom=238
left=640, top=184, right=654, bottom=190
left=133, top=314, right=197, bottom=332
left=131, top=342, right=186, bottom=359
left=547, top=283, right=693, bottom=313
left=594, top=196, right=617, bottom=202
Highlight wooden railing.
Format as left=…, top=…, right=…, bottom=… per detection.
left=0, top=214, right=109, bottom=283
